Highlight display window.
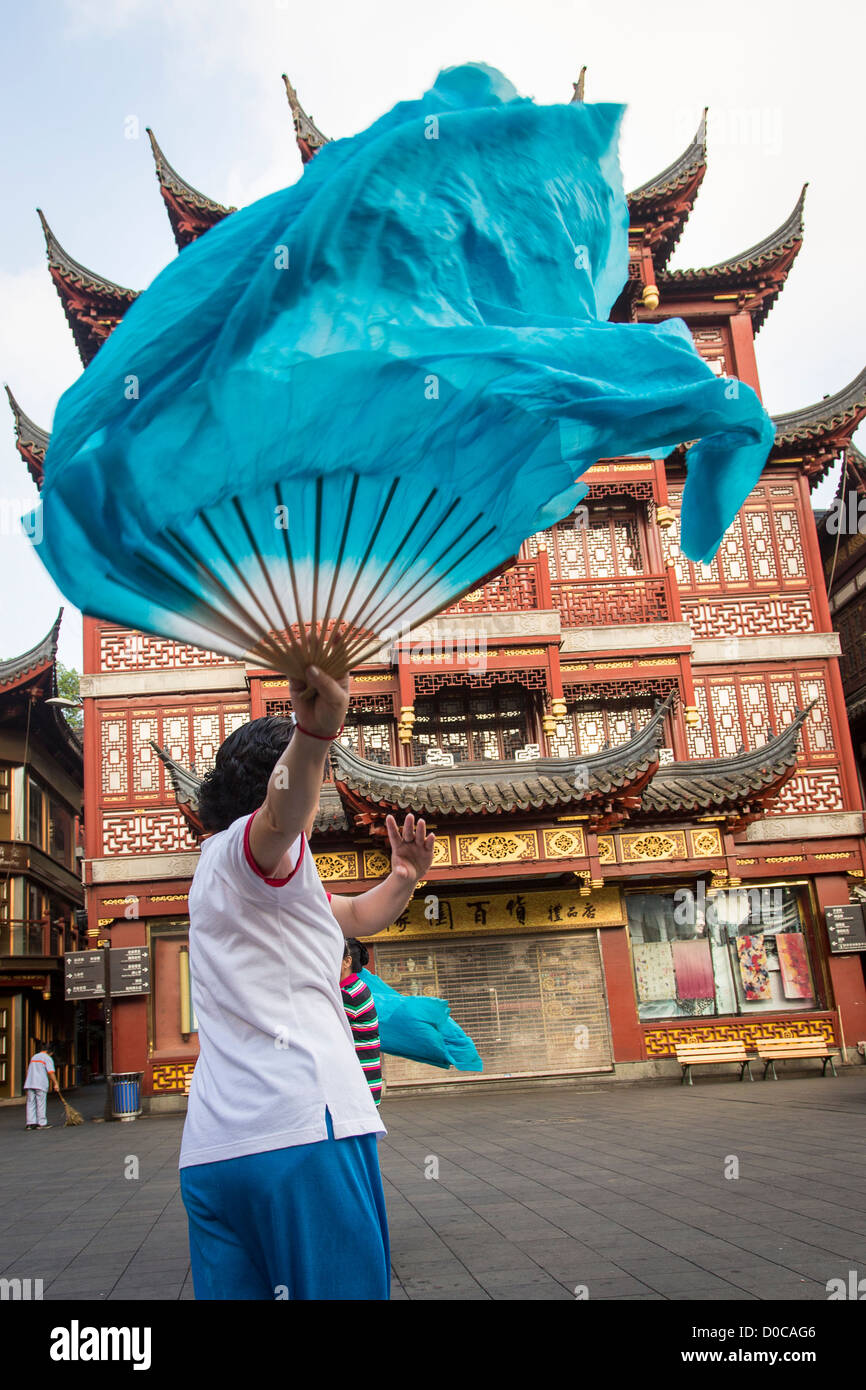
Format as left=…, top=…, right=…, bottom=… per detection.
left=627, top=883, right=819, bottom=1020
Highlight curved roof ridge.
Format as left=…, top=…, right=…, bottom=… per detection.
left=37, top=208, right=138, bottom=301
left=331, top=691, right=672, bottom=790
left=282, top=74, right=330, bottom=161
left=656, top=703, right=813, bottom=781
left=772, top=363, right=866, bottom=441
left=0, top=609, right=63, bottom=690
left=628, top=109, right=708, bottom=203
left=146, top=128, right=235, bottom=216
left=662, top=184, right=807, bottom=281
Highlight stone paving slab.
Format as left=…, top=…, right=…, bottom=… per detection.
left=1, top=1072, right=864, bottom=1300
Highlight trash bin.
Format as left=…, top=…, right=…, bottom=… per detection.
left=110, top=1072, right=143, bottom=1121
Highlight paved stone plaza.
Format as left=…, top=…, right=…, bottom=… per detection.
left=1, top=1073, right=864, bottom=1301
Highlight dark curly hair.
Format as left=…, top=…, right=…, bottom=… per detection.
left=343, top=937, right=369, bottom=972
left=198, top=716, right=295, bottom=832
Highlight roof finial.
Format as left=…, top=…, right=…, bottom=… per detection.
left=572, top=66, right=587, bottom=103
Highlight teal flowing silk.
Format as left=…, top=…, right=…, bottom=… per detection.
left=361, top=969, right=484, bottom=1072
left=29, top=63, right=774, bottom=667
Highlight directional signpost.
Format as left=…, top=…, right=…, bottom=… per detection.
left=825, top=904, right=866, bottom=954
left=64, top=946, right=152, bottom=1119
left=63, top=950, right=106, bottom=1000
left=109, top=947, right=151, bottom=996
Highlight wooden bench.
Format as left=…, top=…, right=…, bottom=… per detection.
left=675, top=1041, right=753, bottom=1085
left=756, top=1036, right=839, bottom=1079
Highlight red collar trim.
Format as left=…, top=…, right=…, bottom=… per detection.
left=243, top=811, right=306, bottom=886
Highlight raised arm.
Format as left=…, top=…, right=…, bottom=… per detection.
left=249, top=666, right=349, bottom=878
left=329, top=813, right=435, bottom=938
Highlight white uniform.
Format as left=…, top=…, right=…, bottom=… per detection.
left=179, top=811, right=385, bottom=1169
left=24, top=1051, right=55, bottom=1127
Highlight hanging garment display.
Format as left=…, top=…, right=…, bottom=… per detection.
left=736, top=934, right=772, bottom=1001
left=632, top=941, right=676, bottom=1002
left=776, top=932, right=812, bottom=1000
left=671, top=939, right=715, bottom=1000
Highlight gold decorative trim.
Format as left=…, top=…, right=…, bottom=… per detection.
left=635, top=659, right=679, bottom=667
left=597, top=835, right=616, bottom=865
left=313, top=851, right=360, bottom=881
left=363, top=850, right=391, bottom=879
left=644, top=1017, right=836, bottom=1059
left=621, top=830, right=687, bottom=863
left=431, top=839, right=453, bottom=867
left=542, top=826, right=586, bottom=859
left=151, top=1062, right=195, bottom=1094
left=456, top=830, right=538, bottom=865
left=353, top=674, right=394, bottom=683
left=814, top=852, right=853, bottom=861
left=689, top=827, right=723, bottom=859
left=765, top=855, right=805, bottom=864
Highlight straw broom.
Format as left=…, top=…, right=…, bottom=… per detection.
left=56, top=1091, right=84, bottom=1126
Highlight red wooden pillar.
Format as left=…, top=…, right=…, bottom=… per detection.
left=728, top=312, right=762, bottom=398
left=813, top=874, right=866, bottom=1054
left=599, top=927, right=644, bottom=1062
left=396, top=655, right=415, bottom=766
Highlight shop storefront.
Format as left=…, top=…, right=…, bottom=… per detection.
left=370, top=885, right=618, bottom=1086
left=626, top=879, right=839, bottom=1060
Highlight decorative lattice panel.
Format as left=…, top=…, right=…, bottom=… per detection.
left=151, top=1062, right=195, bottom=1093
left=100, top=628, right=234, bottom=671
left=692, top=327, right=728, bottom=377
left=644, top=1016, right=836, bottom=1058
left=835, top=592, right=866, bottom=686
left=101, top=716, right=129, bottom=795
left=551, top=577, right=668, bottom=627
left=690, top=672, right=835, bottom=761
left=772, top=770, right=844, bottom=814
left=413, top=669, right=546, bottom=695
left=101, top=704, right=250, bottom=805
left=102, top=810, right=198, bottom=855
left=661, top=482, right=814, bottom=638
left=682, top=594, right=814, bottom=638
left=685, top=685, right=712, bottom=759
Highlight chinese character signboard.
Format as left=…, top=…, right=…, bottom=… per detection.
left=825, top=904, right=866, bottom=954
left=368, top=887, right=625, bottom=941
left=64, top=950, right=105, bottom=1000
left=109, top=947, right=152, bottom=996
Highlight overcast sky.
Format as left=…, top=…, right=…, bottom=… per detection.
left=1, top=0, right=862, bottom=671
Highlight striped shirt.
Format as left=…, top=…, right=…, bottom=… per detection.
left=340, top=973, right=382, bottom=1106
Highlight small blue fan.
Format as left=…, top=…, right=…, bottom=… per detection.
left=29, top=64, right=774, bottom=680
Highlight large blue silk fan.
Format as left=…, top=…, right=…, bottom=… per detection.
left=30, top=63, right=774, bottom=680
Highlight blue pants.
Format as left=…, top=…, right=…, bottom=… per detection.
left=179, top=1110, right=390, bottom=1300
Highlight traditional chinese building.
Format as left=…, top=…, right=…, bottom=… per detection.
left=8, top=75, right=866, bottom=1107
left=816, top=442, right=866, bottom=796
left=0, top=612, right=85, bottom=1096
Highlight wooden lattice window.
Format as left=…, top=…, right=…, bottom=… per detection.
left=411, top=684, right=535, bottom=765
left=527, top=502, right=646, bottom=580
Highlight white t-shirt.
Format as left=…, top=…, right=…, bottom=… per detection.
left=179, top=811, right=385, bottom=1169
left=24, top=1052, right=55, bottom=1090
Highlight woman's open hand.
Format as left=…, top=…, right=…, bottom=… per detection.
left=386, top=813, right=435, bottom=882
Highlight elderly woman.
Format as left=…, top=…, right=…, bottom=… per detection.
left=178, top=666, right=434, bottom=1301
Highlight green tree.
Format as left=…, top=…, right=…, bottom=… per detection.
left=56, top=663, right=83, bottom=733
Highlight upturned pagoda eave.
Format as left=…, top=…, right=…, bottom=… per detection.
left=37, top=209, right=138, bottom=366
left=146, top=128, right=235, bottom=250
